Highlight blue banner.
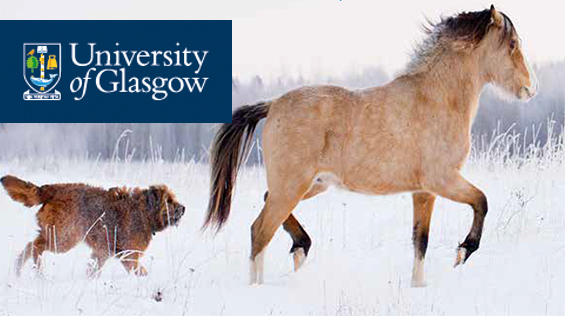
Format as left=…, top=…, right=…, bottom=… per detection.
left=0, top=20, right=232, bottom=122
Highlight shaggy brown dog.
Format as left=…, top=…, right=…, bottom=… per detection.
left=1, top=175, right=185, bottom=277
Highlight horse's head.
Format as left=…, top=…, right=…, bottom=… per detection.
left=406, top=6, right=538, bottom=101
left=479, top=6, right=538, bottom=101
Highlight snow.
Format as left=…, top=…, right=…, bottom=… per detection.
left=0, top=157, right=563, bottom=315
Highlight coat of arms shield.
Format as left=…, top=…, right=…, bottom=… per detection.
left=23, top=43, right=61, bottom=100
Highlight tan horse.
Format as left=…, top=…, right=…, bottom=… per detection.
left=204, top=6, right=537, bottom=287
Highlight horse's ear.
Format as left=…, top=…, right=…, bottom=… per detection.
left=490, top=5, right=503, bottom=27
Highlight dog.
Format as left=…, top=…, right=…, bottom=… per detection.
left=0, top=175, right=185, bottom=277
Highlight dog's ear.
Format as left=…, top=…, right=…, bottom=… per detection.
left=150, top=185, right=172, bottom=216
left=149, top=185, right=172, bottom=207
left=147, top=185, right=175, bottom=231
left=145, top=187, right=161, bottom=213
left=145, top=186, right=164, bottom=230
left=147, top=186, right=163, bottom=211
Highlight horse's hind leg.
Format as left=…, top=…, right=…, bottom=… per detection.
left=263, top=182, right=327, bottom=202
left=429, top=171, right=488, bottom=266
left=251, top=179, right=313, bottom=284
left=264, top=182, right=327, bottom=272
left=411, top=192, right=436, bottom=287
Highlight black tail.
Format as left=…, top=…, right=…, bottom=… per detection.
left=203, top=102, right=270, bottom=231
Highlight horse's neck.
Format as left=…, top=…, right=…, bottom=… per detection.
left=412, top=53, right=485, bottom=124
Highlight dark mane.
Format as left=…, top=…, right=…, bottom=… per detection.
left=432, top=8, right=516, bottom=46
left=405, top=7, right=516, bottom=75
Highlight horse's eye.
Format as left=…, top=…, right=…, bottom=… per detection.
left=509, top=40, right=517, bottom=51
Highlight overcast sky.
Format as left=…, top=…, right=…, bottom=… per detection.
left=1, top=0, right=564, bottom=81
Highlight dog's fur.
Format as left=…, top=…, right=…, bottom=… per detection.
left=1, top=175, right=185, bottom=277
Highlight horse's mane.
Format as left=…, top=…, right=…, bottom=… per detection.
left=404, top=8, right=516, bottom=75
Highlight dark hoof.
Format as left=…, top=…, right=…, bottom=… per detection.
left=454, top=240, right=479, bottom=267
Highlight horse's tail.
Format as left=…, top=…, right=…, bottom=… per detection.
left=203, top=102, right=270, bottom=231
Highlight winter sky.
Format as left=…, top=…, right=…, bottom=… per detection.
left=1, top=0, right=564, bottom=81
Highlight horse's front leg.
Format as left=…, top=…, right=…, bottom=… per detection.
left=411, top=192, right=436, bottom=287
left=429, top=170, right=488, bottom=266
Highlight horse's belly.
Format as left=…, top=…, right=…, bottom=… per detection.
left=318, top=162, right=420, bottom=196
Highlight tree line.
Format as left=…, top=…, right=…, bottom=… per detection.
left=0, top=61, right=563, bottom=162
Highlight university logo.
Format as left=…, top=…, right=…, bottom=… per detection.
left=23, top=43, right=61, bottom=100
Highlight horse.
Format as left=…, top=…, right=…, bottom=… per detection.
left=204, top=5, right=538, bottom=287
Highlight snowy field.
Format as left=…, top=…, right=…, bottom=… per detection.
left=0, top=143, right=564, bottom=315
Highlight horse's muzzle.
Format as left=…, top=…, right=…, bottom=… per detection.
left=519, top=85, right=537, bottom=101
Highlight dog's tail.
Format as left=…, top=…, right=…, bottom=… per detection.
left=203, top=102, right=270, bottom=231
left=1, top=175, right=43, bottom=207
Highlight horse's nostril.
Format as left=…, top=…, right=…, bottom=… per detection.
left=521, top=86, right=535, bottom=98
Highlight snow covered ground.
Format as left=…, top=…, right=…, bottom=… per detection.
left=0, top=153, right=563, bottom=315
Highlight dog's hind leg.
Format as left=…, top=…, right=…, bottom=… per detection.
left=16, top=235, right=47, bottom=276
left=119, top=251, right=148, bottom=276
left=87, top=250, right=109, bottom=278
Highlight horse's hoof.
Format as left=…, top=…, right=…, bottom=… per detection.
left=411, top=257, right=426, bottom=287
left=293, top=248, right=306, bottom=272
left=249, top=253, right=265, bottom=285
left=249, top=275, right=264, bottom=286
left=411, top=279, right=427, bottom=288
left=454, top=247, right=467, bottom=267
